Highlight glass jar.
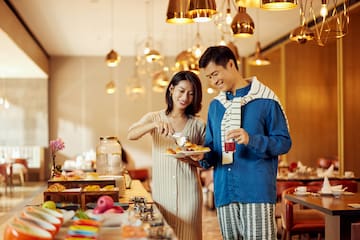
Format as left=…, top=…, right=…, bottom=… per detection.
left=96, top=136, right=123, bottom=175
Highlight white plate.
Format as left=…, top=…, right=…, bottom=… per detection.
left=60, top=209, right=75, bottom=224
left=348, top=203, right=360, bottom=208
left=165, top=149, right=210, bottom=158
left=318, top=191, right=333, bottom=196
left=294, top=191, right=310, bottom=196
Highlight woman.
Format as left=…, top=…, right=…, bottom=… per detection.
left=127, top=71, right=205, bottom=240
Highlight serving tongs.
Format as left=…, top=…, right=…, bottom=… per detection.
left=172, top=132, right=188, bottom=148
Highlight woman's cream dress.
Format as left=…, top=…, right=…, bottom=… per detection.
left=129, top=110, right=205, bottom=240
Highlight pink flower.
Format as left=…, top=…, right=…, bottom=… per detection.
left=50, top=138, right=65, bottom=158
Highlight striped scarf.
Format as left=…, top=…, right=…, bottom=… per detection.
left=215, top=76, right=288, bottom=164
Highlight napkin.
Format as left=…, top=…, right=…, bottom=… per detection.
left=321, top=176, right=332, bottom=193
left=323, top=164, right=334, bottom=177
left=297, top=161, right=307, bottom=172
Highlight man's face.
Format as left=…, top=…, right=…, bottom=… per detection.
left=202, top=61, right=233, bottom=92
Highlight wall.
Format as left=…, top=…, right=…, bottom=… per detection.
left=0, top=77, right=48, bottom=146
left=343, top=6, right=360, bottom=176
left=247, top=5, right=360, bottom=176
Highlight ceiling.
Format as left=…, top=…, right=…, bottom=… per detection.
left=3, top=0, right=320, bottom=78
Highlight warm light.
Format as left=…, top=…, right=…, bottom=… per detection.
left=248, top=41, right=270, bottom=66
left=166, top=0, right=194, bottom=24
left=0, top=97, right=3, bottom=105
left=207, top=87, right=215, bottom=94
left=153, top=70, right=170, bottom=87
left=218, top=38, right=227, bottom=46
left=3, top=99, right=10, bottom=109
left=193, top=44, right=203, bottom=59
left=105, top=49, right=121, bottom=67
left=130, top=86, right=145, bottom=94
left=261, top=0, right=297, bottom=10
left=235, top=0, right=261, bottom=8
left=225, top=8, right=232, bottom=25
left=175, top=50, right=199, bottom=73
left=106, top=81, right=116, bottom=94
left=320, top=4, right=328, bottom=17
left=189, top=0, right=217, bottom=23
left=145, top=49, right=162, bottom=62
left=289, top=26, right=315, bottom=44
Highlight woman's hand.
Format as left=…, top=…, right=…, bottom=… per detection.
left=177, top=156, right=201, bottom=167
left=154, top=121, right=174, bottom=137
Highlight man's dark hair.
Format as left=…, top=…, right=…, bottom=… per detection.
left=199, top=45, right=239, bottom=70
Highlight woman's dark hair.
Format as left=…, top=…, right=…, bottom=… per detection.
left=199, top=45, right=239, bottom=70
left=165, top=71, right=202, bottom=116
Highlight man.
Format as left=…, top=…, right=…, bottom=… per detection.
left=198, top=46, right=291, bottom=240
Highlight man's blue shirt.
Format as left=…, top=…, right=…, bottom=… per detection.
left=200, top=85, right=292, bottom=207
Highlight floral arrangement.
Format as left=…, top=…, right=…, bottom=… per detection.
left=50, top=138, right=65, bottom=177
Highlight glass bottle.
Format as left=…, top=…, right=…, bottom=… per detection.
left=96, top=136, right=123, bottom=175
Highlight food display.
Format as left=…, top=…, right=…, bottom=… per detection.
left=47, top=183, right=66, bottom=192
left=44, top=183, right=119, bottom=210
left=166, top=141, right=210, bottom=155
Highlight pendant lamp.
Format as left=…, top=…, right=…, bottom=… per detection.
left=105, top=0, right=120, bottom=67
left=105, top=80, right=116, bottom=94
left=248, top=41, right=270, bottom=66
left=175, top=50, right=199, bottom=73
left=231, top=7, right=254, bottom=38
left=289, top=25, right=315, bottom=44
left=261, top=0, right=297, bottom=10
left=235, top=0, right=261, bottom=8
left=189, top=0, right=217, bottom=23
left=105, top=49, right=120, bottom=67
left=166, top=0, right=193, bottom=24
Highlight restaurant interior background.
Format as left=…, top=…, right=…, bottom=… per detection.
left=0, top=0, right=359, bottom=181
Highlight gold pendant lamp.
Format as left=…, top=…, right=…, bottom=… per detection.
left=289, top=25, right=315, bottom=44
left=106, top=49, right=120, bottom=67
left=231, top=7, right=254, bottom=38
left=248, top=41, right=270, bottom=66
left=261, top=0, right=297, bottom=10
left=166, top=0, right=193, bottom=24
left=189, top=0, right=217, bottom=23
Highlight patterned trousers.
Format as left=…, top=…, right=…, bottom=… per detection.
left=217, top=202, right=277, bottom=240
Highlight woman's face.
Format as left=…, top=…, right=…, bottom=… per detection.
left=170, top=80, right=194, bottom=111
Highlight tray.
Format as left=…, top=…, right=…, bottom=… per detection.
left=44, top=189, right=119, bottom=210
left=48, top=179, right=116, bottom=189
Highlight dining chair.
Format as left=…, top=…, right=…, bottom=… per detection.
left=351, top=222, right=360, bottom=240
left=275, top=181, right=304, bottom=238
left=0, top=163, right=12, bottom=193
left=12, top=158, right=29, bottom=186
left=280, top=186, right=325, bottom=240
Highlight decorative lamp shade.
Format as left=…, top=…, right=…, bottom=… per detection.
left=105, top=81, right=116, bottom=94
left=175, top=50, right=199, bottom=73
left=248, top=41, right=270, bottom=66
left=231, top=7, right=254, bottom=38
left=289, top=26, right=315, bottom=44
left=235, top=0, right=261, bottom=8
left=261, top=0, right=297, bottom=10
left=166, top=0, right=194, bottom=24
left=189, top=0, right=217, bottom=23
left=152, top=70, right=170, bottom=89
left=145, top=49, right=162, bottom=63
left=105, top=49, right=121, bottom=67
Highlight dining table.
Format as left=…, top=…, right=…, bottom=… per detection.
left=285, top=191, right=360, bottom=240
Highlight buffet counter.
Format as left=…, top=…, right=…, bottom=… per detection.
left=0, top=180, right=175, bottom=239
